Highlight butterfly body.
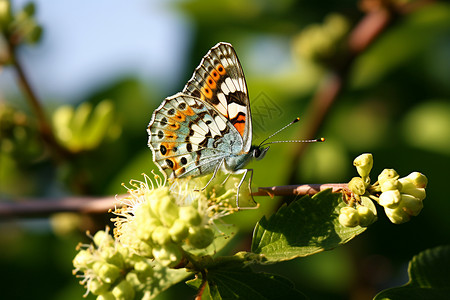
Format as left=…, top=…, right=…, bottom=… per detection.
left=148, top=42, right=268, bottom=205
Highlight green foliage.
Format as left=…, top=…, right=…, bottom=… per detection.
left=187, top=267, right=307, bottom=300
left=252, top=189, right=366, bottom=261
left=375, top=245, right=450, bottom=300
left=1, top=0, right=449, bottom=299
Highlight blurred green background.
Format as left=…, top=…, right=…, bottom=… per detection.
left=1, top=0, right=450, bottom=299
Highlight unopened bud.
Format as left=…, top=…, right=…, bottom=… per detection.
left=338, top=207, right=360, bottom=227
left=381, top=178, right=402, bottom=193
left=348, top=177, right=366, bottom=195
left=112, top=279, right=135, bottom=300
left=404, top=172, right=428, bottom=188
left=357, top=205, right=376, bottom=227
left=378, top=169, right=399, bottom=186
left=353, top=153, right=373, bottom=178
left=379, top=190, right=401, bottom=208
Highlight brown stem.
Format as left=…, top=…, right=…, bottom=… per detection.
left=252, top=183, right=348, bottom=197
left=0, top=184, right=350, bottom=218
left=0, top=195, right=121, bottom=218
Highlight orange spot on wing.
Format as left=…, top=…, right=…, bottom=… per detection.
left=206, top=75, right=217, bottom=90
left=211, top=70, right=220, bottom=80
left=164, top=131, right=177, bottom=140
left=234, top=122, right=245, bottom=136
left=184, top=106, right=195, bottom=116
left=161, top=142, right=176, bottom=155
left=216, top=64, right=226, bottom=75
left=174, top=111, right=186, bottom=122
left=201, top=86, right=213, bottom=99
left=168, top=120, right=180, bottom=130
left=233, top=114, right=246, bottom=136
left=175, top=167, right=186, bottom=177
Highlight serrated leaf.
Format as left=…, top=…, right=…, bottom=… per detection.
left=187, top=267, right=306, bottom=300
left=375, top=245, right=450, bottom=300
left=251, top=189, right=366, bottom=262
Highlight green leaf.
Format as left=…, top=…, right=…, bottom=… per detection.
left=251, top=189, right=366, bottom=262
left=187, top=267, right=306, bottom=300
left=375, top=245, right=450, bottom=300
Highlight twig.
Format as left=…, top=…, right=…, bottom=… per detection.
left=0, top=184, right=349, bottom=218
left=0, top=195, right=121, bottom=218
left=252, top=183, right=348, bottom=197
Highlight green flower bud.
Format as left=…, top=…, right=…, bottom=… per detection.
left=169, top=219, right=189, bottom=243
left=96, top=292, right=115, bottom=300
left=152, top=243, right=183, bottom=267
left=93, top=231, right=114, bottom=247
left=147, top=189, right=170, bottom=217
left=136, top=241, right=153, bottom=258
left=399, top=178, right=426, bottom=201
left=338, top=207, right=360, bottom=227
left=404, top=172, right=428, bottom=188
left=357, top=205, right=376, bottom=227
left=134, top=261, right=154, bottom=279
left=151, top=226, right=171, bottom=245
left=125, top=271, right=141, bottom=286
left=158, top=196, right=179, bottom=227
left=73, top=249, right=93, bottom=270
left=179, top=206, right=202, bottom=226
left=378, top=169, right=399, bottom=186
left=100, top=247, right=124, bottom=269
left=379, top=190, right=401, bottom=208
left=94, top=262, right=121, bottom=284
left=135, top=215, right=161, bottom=243
left=88, top=278, right=110, bottom=296
left=401, top=194, right=423, bottom=216
left=384, top=206, right=411, bottom=224
left=353, top=153, right=373, bottom=178
left=188, top=225, right=215, bottom=249
left=348, top=177, right=366, bottom=195
left=112, top=279, right=135, bottom=300
left=381, top=178, right=402, bottom=193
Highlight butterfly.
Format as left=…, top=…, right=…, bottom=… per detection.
left=147, top=42, right=268, bottom=207
left=147, top=42, right=323, bottom=207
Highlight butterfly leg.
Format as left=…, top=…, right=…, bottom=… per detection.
left=234, top=168, right=259, bottom=210
left=195, top=158, right=225, bottom=192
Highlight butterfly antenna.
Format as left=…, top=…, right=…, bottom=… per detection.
left=258, top=117, right=301, bottom=147
left=261, top=138, right=325, bottom=147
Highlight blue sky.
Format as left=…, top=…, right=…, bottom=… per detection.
left=1, top=0, right=191, bottom=102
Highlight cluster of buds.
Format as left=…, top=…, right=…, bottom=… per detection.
left=0, top=0, right=42, bottom=48
left=378, top=170, right=427, bottom=224
left=339, top=153, right=428, bottom=227
left=73, top=229, right=152, bottom=300
left=114, top=178, right=221, bottom=268
left=73, top=174, right=236, bottom=299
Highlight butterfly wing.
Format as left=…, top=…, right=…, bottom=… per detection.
left=147, top=93, right=244, bottom=180
left=183, top=42, right=252, bottom=153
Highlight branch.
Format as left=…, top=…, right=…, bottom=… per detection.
left=0, top=184, right=349, bottom=218
left=252, top=183, right=348, bottom=197
left=0, top=195, right=121, bottom=218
